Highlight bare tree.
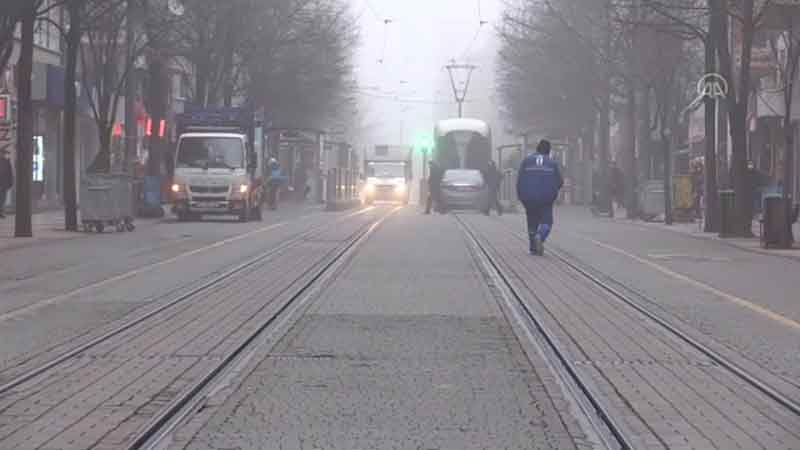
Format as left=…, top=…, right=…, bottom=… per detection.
left=80, top=0, right=159, bottom=173
left=711, top=0, right=775, bottom=236
left=240, top=0, right=359, bottom=129
left=13, top=0, right=45, bottom=237
left=0, top=2, right=27, bottom=76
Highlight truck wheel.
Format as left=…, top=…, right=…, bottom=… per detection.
left=239, top=204, right=250, bottom=222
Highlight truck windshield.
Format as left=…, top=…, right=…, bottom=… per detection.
left=367, top=163, right=405, bottom=178
left=177, top=137, right=244, bottom=169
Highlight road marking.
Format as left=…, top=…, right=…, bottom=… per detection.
left=647, top=253, right=733, bottom=263
left=572, top=233, right=800, bottom=332
left=0, top=208, right=370, bottom=323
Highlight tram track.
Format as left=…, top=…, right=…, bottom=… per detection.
left=0, top=206, right=395, bottom=450
left=125, top=207, right=399, bottom=450
left=456, top=213, right=800, bottom=450
left=0, top=208, right=375, bottom=395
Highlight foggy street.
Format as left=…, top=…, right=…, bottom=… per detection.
left=2, top=0, right=800, bottom=448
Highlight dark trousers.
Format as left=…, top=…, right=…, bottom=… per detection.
left=425, top=187, right=440, bottom=214
left=0, top=187, right=7, bottom=216
left=523, top=201, right=554, bottom=247
left=484, top=188, right=502, bottom=215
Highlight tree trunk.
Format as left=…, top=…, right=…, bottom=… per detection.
left=783, top=73, right=795, bottom=243
left=731, top=105, right=753, bottom=236
left=62, top=0, right=81, bottom=232
left=94, top=126, right=112, bottom=172
left=703, top=12, right=720, bottom=232
left=624, top=81, right=638, bottom=218
left=14, top=6, right=35, bottom=238
left=601, top=2, right=613, bottom=217
left=703, top=91, right=721, bottom=232
left=599, top=89, right=612, bottom=215
left=145, top=56, right=168, bottom=177
left=124, top=0, right=138, bottom=173
left=663, top=133, right=673, bottom=225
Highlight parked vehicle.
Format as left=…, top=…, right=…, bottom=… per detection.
left=171, top=107, right=265, bottom=222
left=439, top=169, right=487, bottom=211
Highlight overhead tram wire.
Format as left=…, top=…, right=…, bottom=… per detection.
left=353, top=88, right=482, bottom=105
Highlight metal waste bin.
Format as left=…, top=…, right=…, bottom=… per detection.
left=719, top=190, right=736, bottom=238
left=638, top=179, right=665, bottom=221
left=761, top=194, right=792, bottom=248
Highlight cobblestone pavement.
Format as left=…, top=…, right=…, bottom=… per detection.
left=0, top=206, right=383, bottom=450
left=500, top=206, right=800, bottom=395
left=171, top=209, right=585, bottom=450
left=0, top=205, right=361, bottom=388
left=465, top=213, right=800, bottom=449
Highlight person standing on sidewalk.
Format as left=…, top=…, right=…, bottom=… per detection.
left=481, top=160, right=503, bottom=216
left=517, top=140, right=563, bottom=255
left=0, top=149, right=13, bottom=218
left=425, top=160, right=444, bottom=214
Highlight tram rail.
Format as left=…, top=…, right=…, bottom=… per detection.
left=456, top=213, right=800, bottom=450
left=0, top=207, right=394, bottom=449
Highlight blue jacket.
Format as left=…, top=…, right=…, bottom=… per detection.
left=516, top=153, right=563, bottom=204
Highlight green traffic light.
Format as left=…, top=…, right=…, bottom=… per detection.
left=413, top=133, right=434, bottom=152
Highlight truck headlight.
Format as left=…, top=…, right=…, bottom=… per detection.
left=365, top=183, right=375, bottom=193
left=171, top=183, right=183, bottom=193
left=239, top=184, right=249, bottom=194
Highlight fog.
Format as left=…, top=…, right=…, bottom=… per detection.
left=351, top=0, right=510, bottom=152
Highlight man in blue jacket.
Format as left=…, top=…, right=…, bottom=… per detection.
left=517, top=140, right=563, bottom=255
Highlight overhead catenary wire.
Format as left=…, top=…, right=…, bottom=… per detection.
left=353, top=89, right=482, bottom=105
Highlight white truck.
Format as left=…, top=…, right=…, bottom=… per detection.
left=362, top=145, right=412, bottom=205
left=170, top=107, right=265, bottom=222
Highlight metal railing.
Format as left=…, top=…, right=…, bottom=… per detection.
left=498, top=169, right=519, bottom=212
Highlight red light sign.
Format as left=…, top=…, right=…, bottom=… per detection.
left=158, top=119, right=166, bottom=138
left=0, top=95, right=9, bottom=124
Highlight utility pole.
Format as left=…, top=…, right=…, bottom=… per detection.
left=445, top=61, right=477, bottom=118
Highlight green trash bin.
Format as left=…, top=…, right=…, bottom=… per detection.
left=719, top=190, right=736, bottom=238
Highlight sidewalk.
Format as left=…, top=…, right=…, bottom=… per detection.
left=0, top=209, right=161, bottom=252
left=608, top=208, right=800, bottom=260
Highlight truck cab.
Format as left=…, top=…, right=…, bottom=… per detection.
left=363, top=161, right=410, bottom=205
left=171, top=108, right=264, bottom=222
left=361, top=145, right=413, bottom=205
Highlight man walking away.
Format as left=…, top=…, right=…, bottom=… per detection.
left=517, top=140, right=563, bottom=255
left=425, top=161, right=444, bottom=214
left=0, top=149, right=13, bottom=218
left=482, top=160, right=503, bottom=215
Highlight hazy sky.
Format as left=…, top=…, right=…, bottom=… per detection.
left=350, top=0, right=502, bottom=147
